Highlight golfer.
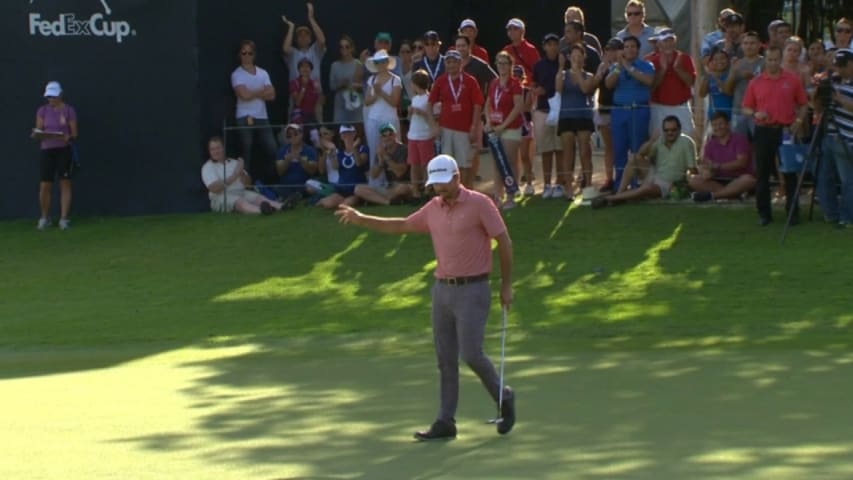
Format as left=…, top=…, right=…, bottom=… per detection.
left=335, top=154, right=515, bottom=440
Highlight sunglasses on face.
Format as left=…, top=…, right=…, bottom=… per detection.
left=837, top=28, right=852, bottom=34
left=627, top=11, right=643, bottom=17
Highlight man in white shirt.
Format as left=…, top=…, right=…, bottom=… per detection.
left=201, top=137, right=284, bottom=215
left=282, top=2, right=327, bottom=88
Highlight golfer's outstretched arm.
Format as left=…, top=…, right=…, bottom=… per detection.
left=335, top=205, right=416, bottom=235
left=495, top=231, right=513, bottom=307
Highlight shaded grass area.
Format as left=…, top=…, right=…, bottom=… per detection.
left=1, top=344, right=852, bottom=479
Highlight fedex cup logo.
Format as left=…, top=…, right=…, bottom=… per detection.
left=28, top=0, right=137, bottom=43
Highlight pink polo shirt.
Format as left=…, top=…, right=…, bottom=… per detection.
left=404, top=187, right=507, bottom=278
left=741, top=70, right=807, bottom=126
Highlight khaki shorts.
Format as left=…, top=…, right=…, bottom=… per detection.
left=498, top=127, right=522, bottom=142
left=642, top=169, right=672, bottom=197
left=441, top=128, right=472, bottom=168
left=210, top=189, right=263, bottom=213
left=532, top=110, right=562, bottom=154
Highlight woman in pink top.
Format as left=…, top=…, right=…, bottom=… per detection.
left=31, top=81, right=78, bottom=231
left=335, top=154, right=516, bottom=441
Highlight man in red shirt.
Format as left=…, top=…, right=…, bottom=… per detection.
left=335, top=155, right=515, bottom=441
left=429, top=50, right=485, bottom=187
left=648, top=28, right=696, bottom=136
left=741, top=46, right=808, bottom=225
left=457, top=19, right=491, bottom=64
left=503, top=18, right=541, bottom=88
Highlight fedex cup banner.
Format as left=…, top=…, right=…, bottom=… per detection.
left=28, top=0, right=136, bottom=43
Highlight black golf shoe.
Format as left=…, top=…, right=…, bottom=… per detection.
left=497, top=386, right=515, bottom=435
left=414, top=419, right=456, bottom=441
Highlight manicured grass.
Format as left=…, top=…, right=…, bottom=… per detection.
left=1, top=202, right=852, bottom=479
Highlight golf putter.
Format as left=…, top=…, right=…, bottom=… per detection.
left=487, top=305, right=509, bottom=425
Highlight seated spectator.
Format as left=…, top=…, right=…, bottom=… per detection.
left=689, top=112, right=756, bottom=202
left=355, top=123, right=414, bottom=205
left=592, top=115, right=696, bottom=208
left=317, top=125, right=370, bottom=209
left=289, top=58, right=324, bottom=125
left=201, top=137, right=284, bottom=215
left=275, top=123, right=318, bottom=200
left=281, top=3, right=326, bottom=87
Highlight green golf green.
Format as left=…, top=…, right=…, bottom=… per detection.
left=1, top=202, right=852, bottom=479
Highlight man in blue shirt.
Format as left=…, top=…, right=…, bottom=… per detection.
left=616, top=0, right=657, bottom=58
left=275, top=123, right=318, bottom=198
left=604, top=35, right=655, bottom=189
left=532, top=33, right=563, bottom=198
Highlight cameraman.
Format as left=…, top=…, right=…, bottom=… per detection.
left=815, top=48, right=853, bottom=228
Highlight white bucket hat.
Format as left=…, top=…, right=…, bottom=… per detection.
left=365, top=49, right=397, bottom=73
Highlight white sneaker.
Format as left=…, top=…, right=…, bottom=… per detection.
left=59, top=219, right=70, bottom=231
left=551, top=185, right=565, bottom=198
left=37, top=217, right=51, bottom=230
left=542, top=185, right=553, bottom=199
left=523, top=184, right=535, bottom=197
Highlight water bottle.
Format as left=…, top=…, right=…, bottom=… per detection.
left=433, top=137, right=442, bottom=156
left=782, top=130, right=793, bottom=145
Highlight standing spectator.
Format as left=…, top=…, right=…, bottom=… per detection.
left=359, top=33, right=403, bottom=78
left=457, top=19, right=491, bottom=64
left=407, top=70, right=439, bottom=197
left=398, top=39, right=416, bottom=121
left=456, top=34, right=497, bottom=183
left=201, top=137, right=283, bottom=215
left=816, top=48, right=853, bottom=228
left=412, top=39, right=426, bottom=64
left=485, top=51, right=525, bottom=209
left=592, top=116, right=697, bottom=208
left=783, top=36, right=812, bottom=88
left=429, top=50, right=485, bottom=187
left=648, top=28, right=696, bottom=137
left=563, top=6, right=603, bottom=54
left=605, top=35, right=655, bottom=190
left=596, top=38, right=623, bottom=192
left=556, top=45, right=598, bottom=198
left=833, top=18, right=852, bottom=50
left=231, top=40, right=278, bottom=183
left=281, top=3, right=326, bottom=87
left=726, top=31, right=764, bottom=138
left=699, top=47, right=734, bottom=123
left=689, top=112, right=756, bottom=202
left=355, top=123, right=414, bottom=205
left=317, top=125, right=370, bottom=209
left=513, top=65, right=536, bottom=193
left=532, top=33, right=564, bottom=198
left=275, top=123, right=318, bottom=199
left=32, top=81, right=77, bottom=230
left=413, top=31, right=446, bottom=87
left=741, top=46, right=809, bottom=226
left=701, top=8, right=737, bottom=58
left=330, top=35, right=363, bottom=124
left=560, top=20, right=602, bottom=74
left=503, top=18, right=541, bottom=88
left=616, top=1, right=657, bottom=59
left=363, top=50, right=403, bottom=187
left=713, top=12, right=746, bottom=60
left=767, top=20, right=793, bottom=49
left=288, top=58, right=324, bottom=125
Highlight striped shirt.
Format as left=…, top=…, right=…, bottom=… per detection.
left=826, top=78, right=853, bottom=146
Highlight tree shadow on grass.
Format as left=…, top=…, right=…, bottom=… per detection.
left=108, top=345, right=853, bottom=479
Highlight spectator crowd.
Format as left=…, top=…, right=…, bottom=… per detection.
left=191, top=1, right=853, bottom=229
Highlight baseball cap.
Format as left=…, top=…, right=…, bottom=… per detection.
left=339, top=124, right=356, bottom=134
left=445, top=50, right=462, bottom=61
left=768, top=19, right=790, bottom=30
left=375, top=32, right=392, bottom=43
left=43, top=81, right=62, bottom=98
left=723, top=12, right=745, bottom=25
left=459, top=19, right=477, bottom=31
left=424, top=30, right=441, bottom=42
left=506, top=18, right=525, bottom=30
left=605, top=37, right=625, bottom=50
left=542, top=33, right=560, bottom=44
left=379, top=122, right=397, bottom=134
left=657, top=28, right=676, bottom=41
left=425, top=155, right=459, bottom=186
left=834, top=48, right=853, bottom=64
left=285, top=123, right=303, bottom=132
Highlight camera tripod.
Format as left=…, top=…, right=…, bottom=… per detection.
left=781, top=100, right=853, bottom=244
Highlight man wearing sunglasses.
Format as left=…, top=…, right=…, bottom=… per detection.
left=592, top=115, right=696, bottom=208
left=616, top=0, right=656, bottom=58
left=833, top=18, right=852, bottom=50
left=413, top=30, right=446, bottom=87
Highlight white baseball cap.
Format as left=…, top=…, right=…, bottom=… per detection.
left=459, top=19, right=477, bottom=31
left=506, top=18, right=525, bottom=30
left=43, top=81, right=62, bottom=98
left=339, top=124, right=356, bottom=134
left=425, top=155, right=459, bottom=185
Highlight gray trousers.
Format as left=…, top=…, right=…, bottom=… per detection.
left=431, top=280, right=501, bottom=422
